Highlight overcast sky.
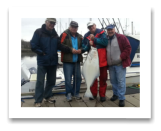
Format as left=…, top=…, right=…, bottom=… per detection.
left=21, top=18, right=140, bottom=41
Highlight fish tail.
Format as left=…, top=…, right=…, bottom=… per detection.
left=84, top=89, right=93, bottom=98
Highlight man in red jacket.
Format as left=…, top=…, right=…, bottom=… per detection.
left=105, top=24, right=131, bottom=107
left=82, top=22, right=108, bottom=102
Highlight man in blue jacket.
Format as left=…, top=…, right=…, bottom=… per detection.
left=30, top=18, right=74, bottom=107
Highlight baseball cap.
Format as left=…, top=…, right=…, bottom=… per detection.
left=105, top=24, right=115, bottom=29
left=87, top=21, right=95, bottom=27
left=70, top=21, right=79, bottom=27
left=46, top=18, right=56, bottom=23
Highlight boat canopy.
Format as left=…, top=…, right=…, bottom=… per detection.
left=126, top=35, right=140, bottom=63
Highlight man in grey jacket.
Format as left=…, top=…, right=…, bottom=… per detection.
left=106, top=24, right=131, bottom=107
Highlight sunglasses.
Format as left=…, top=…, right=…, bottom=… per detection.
left=49, top=21, right=56, bottom=25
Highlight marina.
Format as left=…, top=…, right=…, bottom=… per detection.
left=21, top=18, right=140, bottom=107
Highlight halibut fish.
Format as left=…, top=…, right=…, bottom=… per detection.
left=82, top=46, right=100, bottom=98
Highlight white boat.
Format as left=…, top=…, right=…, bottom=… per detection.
left=21, top=62, right=85, bottom=95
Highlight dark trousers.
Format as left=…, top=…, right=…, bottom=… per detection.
left=34, top=65, right=57, bottom=103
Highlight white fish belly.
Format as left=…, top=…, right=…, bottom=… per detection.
left=82, top=47, right=100, bottom=98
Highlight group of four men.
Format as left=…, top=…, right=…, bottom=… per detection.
left=30, top=18, right=131, bottom=107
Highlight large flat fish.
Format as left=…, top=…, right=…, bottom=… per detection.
left=82, top=46, right=100, bottom=98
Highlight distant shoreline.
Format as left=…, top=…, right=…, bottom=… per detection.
left=21, top=49, right=32, bottom=52
left=21, top=49, right=61, bottom=53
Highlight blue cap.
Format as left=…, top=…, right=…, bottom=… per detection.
left=106, top=24, right=115, bottom=29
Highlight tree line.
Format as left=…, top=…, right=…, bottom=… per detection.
left=21, top=39, right=31, bottom=49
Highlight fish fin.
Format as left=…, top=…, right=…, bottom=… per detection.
left=84, top=89, right=93, bottom=98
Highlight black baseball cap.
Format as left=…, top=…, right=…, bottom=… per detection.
left=70, top=21, right=79, bottom=27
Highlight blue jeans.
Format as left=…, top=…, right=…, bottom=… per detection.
left=34, top=65, right=57, bottom=103
left=63, top=62, right=82, bottom=96
left=109, top=64, right=126, bottom=100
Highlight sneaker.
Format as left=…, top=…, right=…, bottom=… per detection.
left=110, top=95, right=118, bottom=101
left=35, top=103, right=41, bottom=107
left=66, top=93, right=72, bottom=102
left=74, top=94, right=82, bottom=100
left=89, top=96, right=97, bottom=100
left=100, top=97, right=106, bottom=102
left=44, top=97, right=56, bottom=103
left=119, top=100, right=125, bottom=107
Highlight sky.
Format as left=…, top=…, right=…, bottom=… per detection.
left=21, top=18, right=140, bottom=41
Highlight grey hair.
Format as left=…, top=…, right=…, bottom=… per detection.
left=45, top=20, right=49, bottom=24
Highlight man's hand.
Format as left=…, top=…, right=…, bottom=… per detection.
left=72, top=49, right=77, bottom=54
left=76, top=49, right=82, bottom=54
left=90, top=34, right=95, bottom=41
left=89, top=41, right=93, bottom=46
left=120, top=57, right=122, bottom=61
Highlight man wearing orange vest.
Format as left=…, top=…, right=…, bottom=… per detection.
left=82, top=22, right=108, bottom=102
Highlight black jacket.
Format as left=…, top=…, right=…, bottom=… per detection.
left=30, top=24, right=72, bottom=66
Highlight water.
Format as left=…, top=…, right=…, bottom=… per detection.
left=21, top=52, right=87, bottom=69
left=21, top=54, right=37, bottom=69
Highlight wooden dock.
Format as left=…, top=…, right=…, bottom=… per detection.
left=21, top=90, right=140, bottom=107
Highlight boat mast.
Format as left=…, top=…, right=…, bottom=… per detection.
left=69, top=18, right=70, bottom=26
left=98, top=18, right=105, bottom=30
left=112, top=18, right=119, bottom=33
left=102, top=18, right=107, bottom=27
left=60, top=18, right=61, bottom=35
left=106, top=18, right=110, bottom=24
left=118, top=18, right=125, bottom=35
left=131, top=21, right=133, bottom=35
left=57, top=20, right=58, bottom=34
left=126, top=18, right=127, bottom=31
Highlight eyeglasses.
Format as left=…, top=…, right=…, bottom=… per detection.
left=88, top=25, right=93, bottom=29
left=49, top=21, right=56, bottom=25
left=71, top=26, right=78, bottom=29
left=107, top=29, right=113, bottom=31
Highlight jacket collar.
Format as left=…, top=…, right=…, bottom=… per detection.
left=41, top=24, right=58, bottom=37
left=107, top=34, right=116, bottom=40
left=115, top=33, right=121, bottom=38
left=65, top=29, right=79, bottom=37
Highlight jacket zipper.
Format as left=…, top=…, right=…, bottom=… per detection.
left=110, top=39, right=112, bottom=65
left=50, top=36, right=52, bottom=65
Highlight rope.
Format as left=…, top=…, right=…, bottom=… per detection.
left=127, top=86, right=140, bottom=89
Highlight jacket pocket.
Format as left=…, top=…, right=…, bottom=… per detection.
left=38, top=54, right=50, bottom=65
left=112, top=58, right=121, bottom=65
